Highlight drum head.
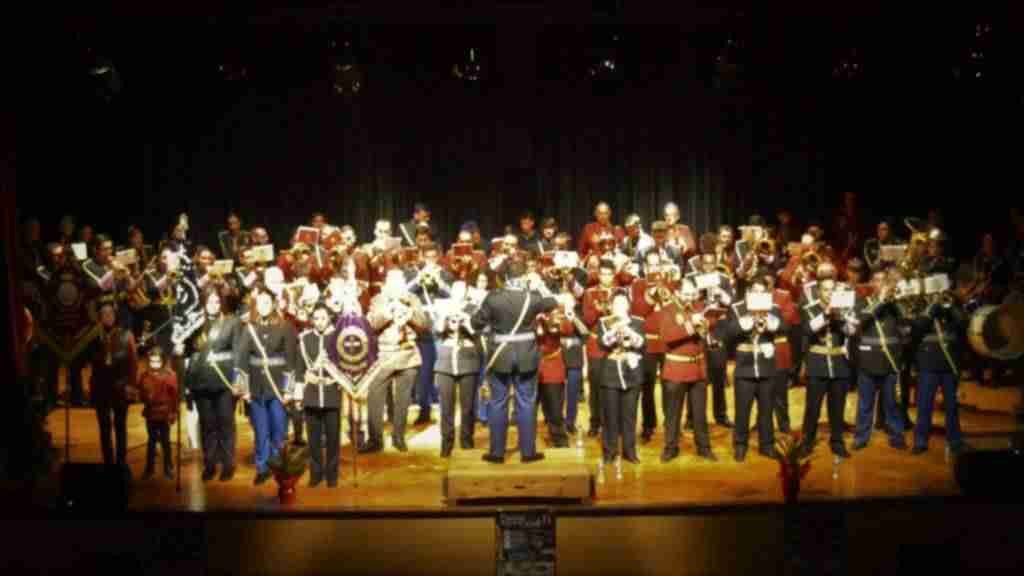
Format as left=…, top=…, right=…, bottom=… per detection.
left=969, top=304, right=1024, bottom=360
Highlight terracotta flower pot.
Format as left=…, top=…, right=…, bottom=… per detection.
left=274, top=473, right=301, bottom=505
left=779, top=463, right=803, bottom=504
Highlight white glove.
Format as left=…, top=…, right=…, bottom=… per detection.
left=173, top=342, right=185, bottom=357
left=761, top=343, right=775, bottom=359
left=809, top=315, right=826, bottom=333
left=718, top=291, right=732, bottom=306
left=766, top=316, right=780, bottom=332
left=691, top=314, right=704, bottom=326
left=739, top=316, right=754, bottom=332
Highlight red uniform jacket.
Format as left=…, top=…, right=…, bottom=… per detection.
left=658, top=301, right=707, bottom=383
left=630, top=279, right=669, bottom=354
left=772, top=289, right=797, bottom=370
left=578, top=222, right=625, bottom=259
left=140, top=369, right=179, bottom=423
left=583, top=286, right=615, bottom=358
left=536, top=313, right=574, bottom=384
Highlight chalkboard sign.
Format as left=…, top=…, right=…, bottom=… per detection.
left=496, top=509, right=556, bottom=576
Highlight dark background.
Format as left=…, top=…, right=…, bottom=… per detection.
left=17, top=1, right=1023, bottom=257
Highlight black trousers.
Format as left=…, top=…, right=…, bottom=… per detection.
left=367, top=367, right=417, bottom=445
left=305, top=407, right=340, bottom=482
left=437, top=372, right=477, bottom=452
left=95, top=398, right=128, bottom=467
left=878, top=371, right=913, bottom=427
left=145, top=421, right=172, bottom=472
left=688, top=345, right=729, bottom=424
left=773, top=369, right=792, bottom=432
left=194, top=389, right=237, bottom=470
left=601, top=386, right=640, bottom=461
left=663, top=381, right=710, bottom=452
left=539, top=383, right=569, bottom=447
left=733, top=377, right=774, bottom=451
left=641, top=353, right=663, bottom=432
left=587, top=357, right=606, bottom=430
left=288, top=401, right=305, bottom=443
left=46, top=350, right=86, bottom=406
left=803, top=376, right=848, bottom=453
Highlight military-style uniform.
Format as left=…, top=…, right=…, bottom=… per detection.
left=470, top=281, right=558, bottom=462
left=863, top=236, right=905, bottom=272
left=296, top=326, right=342, bottom=485
left=800, top=297, right=857, bottom=457
left=364, top=293, right=429, bottom=452
left=218, top=229, right=251, bottom=263
left=82, top=257, right=133, bottom=329
left=596, top=314, right=647, bottom=463
left=559, top=306, right=589, bottom=434
left=658, top=301, right=712, bottom=460
left=910, top=301, right=967, bottom=453
left=630, top=277, right=669, bottom=440
left=234, top=315, right=297, bottom=476
left=582, top=285, right=615, bottom=435
left=432, top=300, right=481, bottom=456
left=405, top=264, right=453, bottom=422
left=535, top=310, right=574, bottom=448
left=684, top=271, right=734, bottom=427
left=772, top=288, right=800, bottom=433
left=721, top=301, right=782, bottom=460
left=851, top=296, right=906, bottom=449
left=185, top=315, right=242, bottom=478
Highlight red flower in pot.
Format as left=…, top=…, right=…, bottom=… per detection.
left=267, top=442, right=310, bottom=505
left=774, top=431, right=816, bottom=504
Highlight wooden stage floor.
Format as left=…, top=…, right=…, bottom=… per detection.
left=40, top=378, right=1023, bottom=513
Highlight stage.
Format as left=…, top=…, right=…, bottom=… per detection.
left=38, top=371, right=1022, bottom=512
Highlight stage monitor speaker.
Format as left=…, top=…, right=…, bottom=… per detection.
left=953, top=448, right=1024, bottom=497
left=58, top=463, right=132, bottom=511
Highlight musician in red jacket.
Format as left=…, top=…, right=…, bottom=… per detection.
left=139, top=346, right=179, bottom=480
left=582, top=259, right=620, bottom=437
left=578, top=202, right=624, bottom=259
left=630, top=251, right=673, bottom=443
left=658, top=278, right=717, bottom=462
left=535, top=303, right=575, bottom=447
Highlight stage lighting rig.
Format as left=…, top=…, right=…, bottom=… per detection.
left=83, top=45, right=121, bottom=103
left=832, top=47, right=863, bottom=81
left=331, top=35, right=364, bottom=95
left=452, top=47, right=484, bottom=83
left=953, top=20, right=992, bottom=81
left=587, top=31, right=622, bottom=82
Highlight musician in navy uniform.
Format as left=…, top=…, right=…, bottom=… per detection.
left=910, top=280, right=967, bottom=455
left=720, top=278, right=782, bottom=462
left=233, top=286, right=298, bottom=485
left=799, top=278, right=857, bottom=459
left=184, top=288, right=243, bottom=482
left=851, top=270, right=908, bottom=450
left=471, top=261, right=558, bottom=463
left=685, top=253, right=735, bottom=430
left=406, top=242, right=452, bottom=425
left=295, top=305, right=343, bottom=487
left=82, top=234, right=139, bottom=330
left=218, top=211, right=251, bottom=263
left=432, top=281, right=482, bottom=457
left=596, top=293, right=647, bottom=464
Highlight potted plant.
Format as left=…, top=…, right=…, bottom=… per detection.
left=267, top=442, right=309, bottom=505
left=774, top=432, right=816, bottom=504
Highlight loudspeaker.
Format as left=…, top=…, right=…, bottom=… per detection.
left=59, top=463, right=132, bottom=511
left=954, top=448, right=1024, bottom=497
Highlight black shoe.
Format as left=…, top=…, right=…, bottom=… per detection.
left=833, top=445, right=852, bottom=459
left=587, top=427, right=601, bottom=438
left=624, top=454, right=641, bottom=464
left=874, top=421, right=886, bottom=431
left=291, top=437, right=306, bottom=447
left=684, top=421, right=694, bottom=431
left=164, top=467, right=174, bottom=481
left=734, top=448, right=747, bottom=462
left=779, top=425, right=791, bottom=434
left=460, top=438, right=474, bottom=450
left=890, top=440, right=908, bottom=450
left=566, top=424, right=577, bottom=435
left=852, top=441, right=868, bottom=451
left=309, top=475, right=323, bottom=488
left=910, top=445, right=927, bottom=455
left=358, top=442, right=382, bottom=455
left=219, top=466, right=235, bottom=482
left=661, top=448, right=680, bottom=463
left=482, top=453, right=504, bottom=464
left=798, top=444, right=814, bottom=459
left=254, top=471, right=272, bottom=485
left=640, top=429, right=654, bottom=444
left=326, top=478, right=338, bottom=488
left=698, top=448, right=718, bottom=462
left=392, top=437, right=408, bottom=452
left=441, top=443, right=453, bottom=458
left=142, top=468, right=154, bottom=480
left=202, top=466, right=217, bottom=482
left=521, top=453, right=545, bottom=464
left=716, top=419, right=734, bottom=429
left=759, top=447, right=781, bottom=459
left=413, top=414, right=431, bottom=426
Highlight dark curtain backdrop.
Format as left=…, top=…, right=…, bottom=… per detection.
left=141, top=89, right=757, bottom=251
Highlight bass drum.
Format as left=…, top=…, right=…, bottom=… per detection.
left=967, top=303, right=1024, bottom=361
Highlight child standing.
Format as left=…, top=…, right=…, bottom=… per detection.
left=140, top=346, right=178, bottom=480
